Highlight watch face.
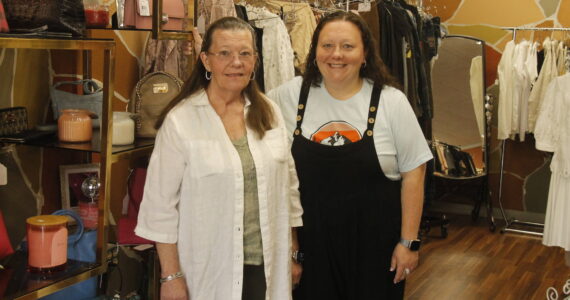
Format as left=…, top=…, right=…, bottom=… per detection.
left=410, top=240, right=421, bottom=251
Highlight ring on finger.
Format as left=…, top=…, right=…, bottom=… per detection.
left=404, top=268, right=411, bottom=276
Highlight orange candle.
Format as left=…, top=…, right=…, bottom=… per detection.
left=26, top=215, right=68, bottom=272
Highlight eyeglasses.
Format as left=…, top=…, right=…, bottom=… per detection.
left=207, top=50, right=256, bottom=62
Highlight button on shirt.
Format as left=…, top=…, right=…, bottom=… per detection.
left=135, top=90, right=303, bottom=300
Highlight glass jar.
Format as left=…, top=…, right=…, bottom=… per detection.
left=58, top=109, right=93, bottom=143
left=26, top=215, right=68, bottom=272
left=84, top=0, right=110, bottom=28
left=112, top=112, right=135, bottom=145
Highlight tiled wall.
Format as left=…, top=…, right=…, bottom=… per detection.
left=423, top=0, right=569, bottom=214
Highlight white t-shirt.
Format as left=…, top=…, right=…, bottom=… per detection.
left=268, top=77, right=433, bottom=180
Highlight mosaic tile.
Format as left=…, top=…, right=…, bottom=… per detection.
left=421, top=0, right=462, bottom=22
left=559, top=0, right=570, bottom=27
left=524, top=157, right=551, bottom=213
left=448, top=0, right=545, bottom=27
left=539, top=0, right=561, bottom=17
left=447, top=24, right=507, bottom=44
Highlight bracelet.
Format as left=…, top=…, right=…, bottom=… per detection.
left=160, top=271, right=185, bottom=283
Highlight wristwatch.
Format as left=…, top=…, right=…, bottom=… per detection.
left=399, top=238, right=421, bottom=251
left=291, top=250, right=304, bottom=264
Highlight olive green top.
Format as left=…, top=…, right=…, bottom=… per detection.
left=232, top=135, right=263, bottom=265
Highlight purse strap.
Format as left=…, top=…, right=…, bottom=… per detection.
left=52, top=209, right=84, bottom=244
left=52, top=79, right=102, bottom=94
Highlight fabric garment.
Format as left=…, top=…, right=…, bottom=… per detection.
left=268, top=77, right=432, bottom=180
left=234, top=5, right=266, bottom=92
left=242, top=264, right=266, bottom=300
left=143, top=39, right=188, bottom=80
left=202, top=0, right=236, bottom=26
left=232, top=135, right=263, bottom=265
left=246, top=5, right=295, bottom=92
left=497, top=40, right=516, bottom=140
left=135, top=90, right=303, bottom=300
left=528, top=38, right=558, bottom=132
left=264, top=0, right=317, bottom=73
left=290, top=82, right=405, bottom=299
left=534, top=73, right=570, bottom=251
left=469, top=55, right=484, bottom=138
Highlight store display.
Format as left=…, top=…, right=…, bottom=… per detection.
left=57, top=109, right=93, bottom=143
left=130, top=71, right=182, bottom=137
left=50, top=79, right=103, bottom=128
left=2, top=0, right=85, bottom=35
left=123, top=0, right=185, bottom=30
left=26, top=215, right=68, bottom=272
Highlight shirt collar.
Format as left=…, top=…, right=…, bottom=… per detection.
left=191, top=89, right=252, bottom=108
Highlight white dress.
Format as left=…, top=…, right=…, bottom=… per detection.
left=534, top=73, right=570, bottom=251
left=246, top=5, right=295, bottom=92
left=497, top=40, right=515, bottom=140
left=528, top=38, right=559, bottom=132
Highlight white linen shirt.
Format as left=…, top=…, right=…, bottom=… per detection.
left=135, top=90, right=303, bottom=300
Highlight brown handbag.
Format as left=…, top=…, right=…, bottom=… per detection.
left=129, top=71, right=183, bottom=138
left=123, top=0, right=185, bottom=31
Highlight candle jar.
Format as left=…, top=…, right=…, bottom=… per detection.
left=112, top=112, right=135, bottom=145
left=26, top=215, right=68, bottom=273
left=58, top=109, right=93, bottom=143
left=85, top=0, right=110, bottom=28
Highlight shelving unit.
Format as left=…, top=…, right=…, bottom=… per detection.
left=0, top=1, right=196, bottom=297
left=0, top=35, right=154, bottom=300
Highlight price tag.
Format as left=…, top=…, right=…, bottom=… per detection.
left=138, top=0, right=151, bottom=17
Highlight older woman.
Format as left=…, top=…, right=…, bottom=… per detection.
left=268, top=11, right=432, bottom=299
left=136, top=17, right=303, bottom=300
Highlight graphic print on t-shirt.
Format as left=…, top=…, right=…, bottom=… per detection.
left=310, top=121, right=362, bottom=146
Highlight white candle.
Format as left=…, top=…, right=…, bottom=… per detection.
left=112, top=112, right=135, bottom=145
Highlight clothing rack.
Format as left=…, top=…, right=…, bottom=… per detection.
left=497, top=26, right=570, bottom=236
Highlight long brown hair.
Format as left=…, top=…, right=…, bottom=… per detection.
left=155, top=17, right=275, bottom=138
left=303, top=10, right=399, bottom=89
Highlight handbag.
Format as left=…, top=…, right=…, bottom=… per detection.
left=0, top=0, right=9, bottom=33
left=118, top=167, right=154, bottom=244
left=0, top=107, right=27, bottom=136
left=50, top=79, right=103, bottom=128
left=123, top=0, right=185, bottom=31
left=40, top=209, right=98, bottom=300
left=129, top=71, right=183, bottom=137
left=2, top=0, right=85, bottom=36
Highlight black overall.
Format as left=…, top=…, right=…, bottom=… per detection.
left=292, top=82, right=405, bottom=300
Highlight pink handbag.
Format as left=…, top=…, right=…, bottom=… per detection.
left=117, top=168, right=154, bottom=245
left=0, top=0, right=9, bottom=33
left=123, top=0, right=185, bottom=31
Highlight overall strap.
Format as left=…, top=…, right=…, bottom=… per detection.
left=293, top=80, right=312, bottom=137
left=364, top=85, right=382, bottom=138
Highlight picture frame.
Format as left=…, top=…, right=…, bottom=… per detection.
left=59, top=163, right=100, bottom=210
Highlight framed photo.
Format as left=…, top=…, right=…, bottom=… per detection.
left=59, top=163, right=100, bottom=210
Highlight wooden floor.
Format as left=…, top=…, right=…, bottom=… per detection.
left=405, top=214, right=570, bottom=300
